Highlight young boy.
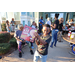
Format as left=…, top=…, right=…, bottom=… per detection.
left=33, top=24, right=51, bottom=62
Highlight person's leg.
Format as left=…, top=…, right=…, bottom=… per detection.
left=13, top=26, right=15, bottom=32
left=50, top=30, right=55, bottom=48
left=12, top=26, right=14, bottom=32
left=40, top=55, right=47, bottom=62
left=31, top=42, right=34, bottom=49
left=33, top=50, right=39, bottom=62
left=26, top=41, right=34, bottom=55
left=17, top=41, right=22, bottom=57
left=54, top=31, right=58, bottom=47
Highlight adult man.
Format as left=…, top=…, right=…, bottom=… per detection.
left=11, top=18, right=16, bottom=32
left=39, top=17, right=44, bottom=33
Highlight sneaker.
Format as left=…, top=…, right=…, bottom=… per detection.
left=30, top=50, right=34, bottom=55
left=50, top=45, right=53, bottom=48
left=54, top=44, right=56, bottom=47
left=19, top=52, right=22, bottom=58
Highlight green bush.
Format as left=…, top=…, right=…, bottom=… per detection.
left=1, top=23, right=7, bottom=31
left=0, top=32, right=10, bottom=43
left=9, top=37, right=17, bottom=48
left=0, top=43, right=11, bottom=55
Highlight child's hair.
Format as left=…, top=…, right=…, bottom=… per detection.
left=43, top=24, right=50, bottom=28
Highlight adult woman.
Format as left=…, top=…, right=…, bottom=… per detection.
left=6, top=20, right=11, bottom=32
left=31, top=21, right=37, bottom=29
left=50, top=13, right=59, bottom=48
left=14, top=24, right=34, bottom=58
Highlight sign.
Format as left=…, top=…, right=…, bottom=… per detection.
left=21, top=25, right=37, bottom=42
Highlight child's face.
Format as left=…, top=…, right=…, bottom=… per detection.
left=42, top=27, right=48, bottom=35
left=48, top=28, right=50, bottom=33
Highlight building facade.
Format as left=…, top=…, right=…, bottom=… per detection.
left=0, top=12, right=21, bottom=24
left=39, top=12, right=75, bottom=25
left=0, top=12, right=75, bottom=31
left=20, top=12, right=39, bottom=27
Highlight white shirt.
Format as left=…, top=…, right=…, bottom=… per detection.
left=46, top=20, right=51, bottom=26
left=31, top=25, right=36, bottom=28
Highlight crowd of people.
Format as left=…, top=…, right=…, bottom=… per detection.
left=4, top=13, right=74, bottom=62
left=13, top=13, right=65, bottom=62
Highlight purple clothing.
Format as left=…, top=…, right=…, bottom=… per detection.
left=15, top=30, right=22, bottom=39
left=14, top=30, right=22, bottom=52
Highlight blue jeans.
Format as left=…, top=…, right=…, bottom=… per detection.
left=50, top=29, right=58, bottom=47
left=33, top=50, right=47, bottom=62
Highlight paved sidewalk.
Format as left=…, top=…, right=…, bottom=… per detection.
left=0, top=39, right=75, bottom=62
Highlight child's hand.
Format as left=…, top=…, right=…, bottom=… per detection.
left=34, top=32, right=38, bottom=37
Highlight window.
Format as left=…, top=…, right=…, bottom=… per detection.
left=28, top=21, right=30, bottom=26
left=58, top=13, right=64, bottom=19
left=33, top=12, right=34, bottom=17
left=21, top=12, right=26, bottom=15
left=23, top=21, right=25, bottom=26
left=14, top=12, right=20, bottom=20
left=30, top=12, right=33, bottom=17
left=27, top=12, right=29, bottom=16
left=1, top=12, right=6, bottom=20
left=50, top=13, right=55, bottom=22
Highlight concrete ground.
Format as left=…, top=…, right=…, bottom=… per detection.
left=0, top=39, right=75, bottom=62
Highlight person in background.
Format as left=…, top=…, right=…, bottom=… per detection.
left=46, top=17, right=51, bottom=26
left=39, top=17, right=44, bottom=33
left=6, top=20, right=11, bottom=32
left=14, top=24, right=34, bottom=58
left=31, top=21, right=37, bottom=29
left=58, top=18, right=64, bottom=42
left=31, top=21, right=37, bottom=49
left=50, top=13, right=59, bottom=48
left=11, top=18, right=16, bottom=32
left=69, top=19, right=74, bottom=26
left=65, top=23, right=69, bottom=29
left=46, top=17, right=51, bottom=34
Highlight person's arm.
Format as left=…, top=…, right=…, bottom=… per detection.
left=39, top=20, right=43, bottom=25
left=51, top=24, right=56, bottom=29
left=38, top=36, right=47, bottom=45
left=34, top=33, right=47, bottom=45
left=14, top=21, right=16, bottom=25
left=14, top=31, right=22, bottom=42
left=15, top=36, right=22, bottom=42
left=35, top=38, right=40, bottom=45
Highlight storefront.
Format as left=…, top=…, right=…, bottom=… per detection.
left=39, top=12, right=75, bottom=25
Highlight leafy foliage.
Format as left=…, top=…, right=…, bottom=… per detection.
left=0, top=43, right=11, bottom=55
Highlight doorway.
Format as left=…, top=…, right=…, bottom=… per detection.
left=45, top=13, right=50, bottom=23
left=66, top=13, right=70, bottom=21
